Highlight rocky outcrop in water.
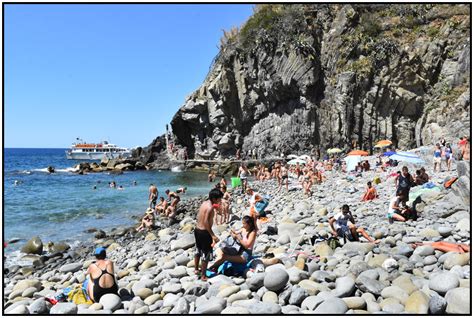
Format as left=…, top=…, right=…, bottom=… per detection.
left=169, top=4, right=470, bottom=159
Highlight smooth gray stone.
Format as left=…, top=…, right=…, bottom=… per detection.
left=288, top=286, right=308, bottom=306
left=264, top=268, right=289, bottom=292
left=356, top=277, right=386, bottom=296
left=194, top=296, right=226, bottom=314
left=247, top=273, right=265, bottom=291
left=445, top=288, right=470, bottom=314
left=99, top=293, right=122, bottom=311
left=301, top=295, right=325, bottom=311
left=28, top=298, right=49, bottom=314
left=428, top=272, right=459, bottom=295
left=59, top=262, right=82, bottom=273
left=333, top=276, right=356, bottom=297
left=169, top=298, right=189, bottom=314
left=314, top=297, right=348, bottom=314
left=248, top=301, right=282, bottom=314
left=50, top=303, right=78, bottom=314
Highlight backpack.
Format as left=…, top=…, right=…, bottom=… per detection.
left=327, top=237, right=341, bottom=250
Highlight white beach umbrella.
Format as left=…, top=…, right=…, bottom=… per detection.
left=287, top=154, right=299, bottom=159
left=287, top=159, right=306, bottom=165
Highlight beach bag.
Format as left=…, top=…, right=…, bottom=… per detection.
left=67, top=284, right=93, bottom=305
left=220, top=236, right=242, bottom=256
left=327, top=237, right=341, bottom=250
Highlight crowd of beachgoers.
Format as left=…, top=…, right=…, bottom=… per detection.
left=3, top=136, right=470, bottom=314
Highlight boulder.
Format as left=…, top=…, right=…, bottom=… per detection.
left=194, top=296, right=226, bottom=314
left=314, top=297, right=348, bottom=313
left=342, top=297, right=366, bottom=310
left=428, top=272, right=459, bottom=295
left=264, top=267, right=289, bottom=292
left=405, top=290, right=429, bottom=314
left=50, top=303, right=78, bottom=314
left=428, top=293, right=447, bottom=314
left=445, top=287, right=470, bottom=314
left=28, top=298, right=49, bottom=314
left=443, top=253, right=470, bottom=270
left=333, top=276, right=356, bottom=297
left=21, top=237, right=43, bottom=255
left=99, top=293, right=122, bottom=311
left=342, top=242, right=374, bottom=254
left=248, top=301, right=282, bottom=314
left=59, top=262, right=82, bottom=273
left=170, top=234, right=195, bottom=251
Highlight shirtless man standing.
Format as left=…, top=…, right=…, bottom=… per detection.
left=148, top=184, right=158, bottom=210
left=194, top=188, right=223, bottom=281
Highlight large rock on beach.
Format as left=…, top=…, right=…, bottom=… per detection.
left=428, top=272, right=459, bottom=295
left=21, top=236, right=43, bottom=255
left=59, top=262, right=82, bottom=273
left=445, top=288, right=470, bottom=314
left=99, top=294, right=122, bottom=311
left=405, top=290, right=429, bottom=314
left=443, top=253, right=470, bottom=270
left=194, top=297, right=226, bottom=314
left=333, top=276, right=356, bottom=297
left=264, top=267, right=289, bottom=292
left=50, top=303, right=78, bottom=314
left=170, top=234, right=195, bottom=251
left=313, top=297, right=348, bottom=313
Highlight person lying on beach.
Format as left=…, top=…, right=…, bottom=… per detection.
left=329, top=204, right=379, bottom=243
left=194, top=188, right=222, bottom=281
left=361, top=181, right=378, bottom=201
left=86, top=247, right=118, bottom=302
left=137, top=208, right=155, bottom=232
left=209, top=216, right=257, bottom=273
left=411, top=241, right=470, bottom=253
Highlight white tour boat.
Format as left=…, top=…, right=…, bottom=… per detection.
left=65, top=139, right=131, bottom=160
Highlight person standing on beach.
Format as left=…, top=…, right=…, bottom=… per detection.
left=238, top=164, right=250, bottom=194
left=396, top=166, right=414, bottom=203
left=148, top=184, right=158, bottom=210
left=194, top=188, right=222, bottom=281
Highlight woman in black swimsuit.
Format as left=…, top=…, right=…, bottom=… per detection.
left=86, top=247, right=118, bottom=302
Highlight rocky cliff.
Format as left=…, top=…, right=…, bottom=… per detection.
left=168, top=4, right=469, bottom=159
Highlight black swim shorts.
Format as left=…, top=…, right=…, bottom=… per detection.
left=194, top=228, right=213, bottom=262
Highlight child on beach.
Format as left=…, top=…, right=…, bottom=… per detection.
left=361, top=181, right=378, bottom=201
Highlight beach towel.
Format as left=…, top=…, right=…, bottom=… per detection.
left=205, top=258, right=256, bottom=278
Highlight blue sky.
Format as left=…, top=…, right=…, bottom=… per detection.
left=4, top=4, right=254, bottom=148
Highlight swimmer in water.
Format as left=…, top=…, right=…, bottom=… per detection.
left=176, top=187, right=187, bottom=194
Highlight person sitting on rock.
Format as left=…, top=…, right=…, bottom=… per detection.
left=86, top=247, right=118, bottom=302
left=165, top=191, right=180, bottom=218
left=362, top=160, right=371, bottom=171
left=361, top=181, right=378, bottom=201
left=136, top=208, right=155, bottom=232
left=154, top=197, right=166, bottom=215
left=387, top=191, right=408, bottom=223
left=329, top=204, right=379, bottom=243
left=209, top=215, right=257, bottom=273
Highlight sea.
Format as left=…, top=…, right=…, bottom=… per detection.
left=3, top=148, right=212, bottom=260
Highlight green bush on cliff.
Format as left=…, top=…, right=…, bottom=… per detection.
left=240, top=5, right=285, bottom=49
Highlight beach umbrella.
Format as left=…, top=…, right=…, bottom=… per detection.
left=287, top=154, right=299, bottom=159
left=374, top=139, right=392, bottom=148
left=389, top=151, right=424, bottom=164
left=343, top=155, right=362, bottom=171
left=287, top=159, right=306, bottom=165
left=327, top=148, right=342, bottom=154
left=382, top=151, right=396, bottom=157
left=298, top=155, right=311, bottom=160
left=347, top=150, right=369, bottom=156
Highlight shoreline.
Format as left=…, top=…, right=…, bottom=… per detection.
left=3, top=157, right=470, bottom=314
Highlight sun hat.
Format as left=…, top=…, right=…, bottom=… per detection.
left=94, top=247, right=106, bottom=256
left=146, top=208, right=154, bottom=214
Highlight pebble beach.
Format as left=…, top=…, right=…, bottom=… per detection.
left=3, top=150, right=470, bottom=314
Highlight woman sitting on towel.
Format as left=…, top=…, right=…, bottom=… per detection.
left=361, top=181, right=378, bottom=201
left=209, top=216, right=257, bottom=272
